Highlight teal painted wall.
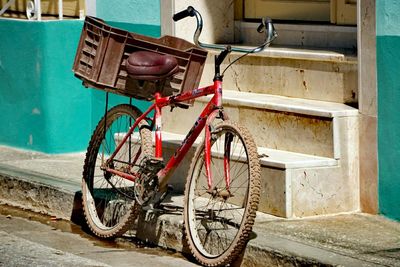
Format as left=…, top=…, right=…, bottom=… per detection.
left=376, top=1, right=400, bottom=220
left=96, top=0, right=160, bottom=26
left=0, top=19, right=91, bottom=153
left=0, top=3, right=160, bottom=153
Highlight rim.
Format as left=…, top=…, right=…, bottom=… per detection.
left=186, top=126, right=251, bottom=258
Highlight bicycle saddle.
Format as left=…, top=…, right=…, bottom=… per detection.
left=126, top=51, right=179, bottom=81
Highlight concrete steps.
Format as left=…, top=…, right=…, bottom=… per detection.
left=158, top=130, right=358, bottom=218
left=159, top=77, right=359, bottom=218
left=125, top=27, right=360, bottom=217
left=119, top=89, right=359, bottom=218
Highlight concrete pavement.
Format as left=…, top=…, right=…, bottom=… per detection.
left=0, top=206, right=199, bottom=267
left=0, top=231, right=109, bottom=267
left=0, top=145, right=399, bottom=266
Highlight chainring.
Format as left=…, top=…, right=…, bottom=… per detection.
left=133, top=157, right=164, bottom=205
left=133, top=173, right=158, bottom=205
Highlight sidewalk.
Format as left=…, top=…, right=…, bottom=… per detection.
left=0, top=145, right=399, bottom=267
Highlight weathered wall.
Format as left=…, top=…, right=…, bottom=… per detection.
left=96, top=0, right=160, bottom=26
left=0, top=1, right=160, bottom=153
left=0, top=20, right=91, bottom=153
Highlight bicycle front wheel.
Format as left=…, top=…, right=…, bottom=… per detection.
left=184, top=121, right=261, bottom=266
left=82, top=104, right=152, bottom=238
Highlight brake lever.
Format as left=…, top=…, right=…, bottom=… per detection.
left=257, top=17, right=268, bottom=33
left=257, top=17, right=277, bottom=43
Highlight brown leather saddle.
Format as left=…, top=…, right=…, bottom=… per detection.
left=126, top=51, right=179, bottom=81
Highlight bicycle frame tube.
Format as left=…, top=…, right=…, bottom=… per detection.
left=105, top=80, right=223, bottom=188
left=158, top=80, right=222, bottom=190
left=154, top=94, right=163, bottom=159
left=106, top=104, right=155, bottom=163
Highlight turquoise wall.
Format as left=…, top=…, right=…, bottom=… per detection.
left=376, top=0, right=400, bottom=220
left=97, top=0, right=160, bottom=26
left=0, top=2, right=160, bottom=153
left=0, top=19, right=91, bottom=153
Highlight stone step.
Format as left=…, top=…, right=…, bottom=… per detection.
left=157, top=131, right=338, bottom=169
left=162, top=91, right=358, bottom=158
left=236, top=21, right=357, bottom=50
left=118, top=130, right=357, bottom=218
left=157, top=132, right=358, bottom=218
left=198, top=46, right=357, bottom=104
left=200, top=90, right=358, bottom=117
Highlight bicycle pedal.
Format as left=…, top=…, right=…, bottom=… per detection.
left=147, top=157, right=164, bottom=166
left=140, top=156, right=165, bottom=175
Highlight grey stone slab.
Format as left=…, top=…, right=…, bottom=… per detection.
left=0, top=231, right=109, bottom=267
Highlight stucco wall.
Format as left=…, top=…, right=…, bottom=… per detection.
left=376, top=0, right=400, bottom=220
left=0, top=1, right=161, bottom=153
left=0, top=20, right=91, bottom=153
left=96, top=0, right=160, bottom=25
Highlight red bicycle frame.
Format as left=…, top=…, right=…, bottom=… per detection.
left=97, top=0, right=276, bottom=196
left=103, top=79, right=230, bottom=192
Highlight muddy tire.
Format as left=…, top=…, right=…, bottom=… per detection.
left=184, top=121, right=261, bottom=266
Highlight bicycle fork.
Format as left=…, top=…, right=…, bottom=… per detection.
left=204, top=108, right=233, bottom=198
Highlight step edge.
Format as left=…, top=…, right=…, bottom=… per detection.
left=197, top=91, right=359, bottom=118
left=206, top=45, right=357, bottom=63
left=159, top=132, right=338, bottom=169
left=258, top=148, right=338, bottom=169
left=239, top=20, right=357, bottom=34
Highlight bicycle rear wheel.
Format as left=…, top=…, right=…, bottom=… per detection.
left=184, top=121, right=261, bottom=266
left=82, top=104, right=152, bottom=238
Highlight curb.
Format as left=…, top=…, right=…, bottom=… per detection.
left=0, top=165, right=79, bottom=221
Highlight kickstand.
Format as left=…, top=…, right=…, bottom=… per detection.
left=153, top=184, right=174, bottom=209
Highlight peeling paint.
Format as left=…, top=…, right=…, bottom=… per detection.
left=28, top=135, right=33, bottom=146
left=32, top=108, right=41, bottom=115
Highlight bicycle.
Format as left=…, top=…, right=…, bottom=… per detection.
left=75, top=6, right=276, bottom=266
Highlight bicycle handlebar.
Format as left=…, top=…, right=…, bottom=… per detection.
left=173, top=6, right=277, bottom=54
left=172, top=6, right=195, bottom=22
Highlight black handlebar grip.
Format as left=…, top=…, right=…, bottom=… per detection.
left=173, top=6, right=195, bottom=21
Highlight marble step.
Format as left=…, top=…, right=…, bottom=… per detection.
left=158, top=131, right=338, bottom=169
left=162, top=90, right=359, bottom=159
left=198, top=46, right=357, bottom=104
left=157, top=132, right=357, bottom=218
left=199, top=90, right=358, bottom=117
left=118, top=129, right=357, bottom=218
left=236, top=21, right=357, bottom=50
